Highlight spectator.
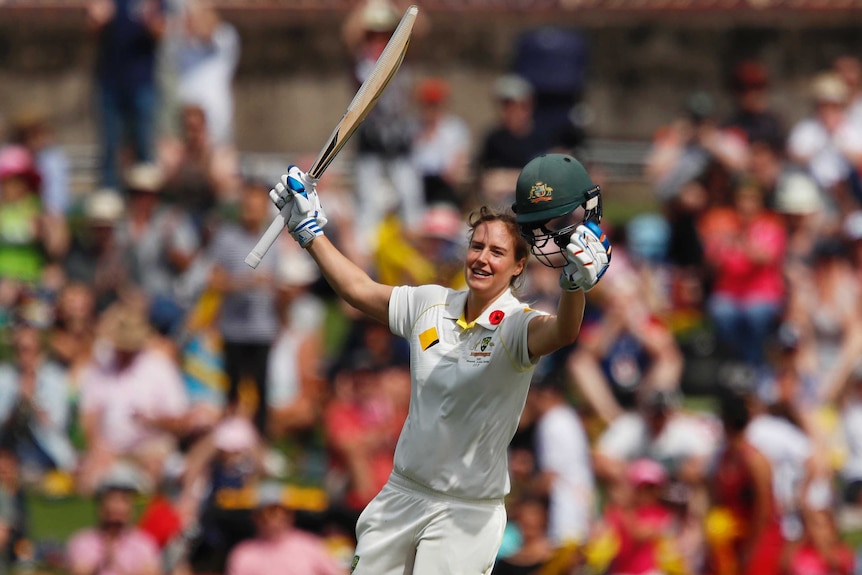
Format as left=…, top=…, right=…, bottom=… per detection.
left=207, top=178, right=280, bottom=434
left=180, top=415, right=263, bottom=571
left=323, top=350, right=403, bottom=531
left=723, top=60, right=785, bottom=147
left=773, top=171, right=829, bottom=286
left=64, top=187, right=133, bottom=311
left=120, top=163, right=202, bottom=317
left=725, top=361, right=820, bottom=547
left=76, top=302, right=189, bottom=495
left=87, top=0, right=166, bottom=188
left=9, top=107, right=72, bottom=216
left=66, top=468, right=162, bottom=575
left=0, top=447, right=28, bottom=572
left=267, top=243, right=326, bottom=440
left=785, top=238, right=862, bottom=404
left=373, top=202, right=467, bottom=289
left=410, top=77, right=471, bottom=207
left=225, top=481, right=344, bottom=575
left=593, top=458, right=676, bottom=575
left=749, top=133, right=791, bottom=210
left=833, top=54, right=862, bottom=129
left=784, top=506, right=855, bottom=575
left=568, top=260, right=684, bottom=424
left=491, top=495, right=555, bottom=575
left=787, top=71, right=862, bottom=195
left=706, top=383, right=783, bottom=575
left=476, top=74, right=548, bottom=207
left=644, top=94, right=747, bottom=313
left=511, top=26, right=589, bottom=155
left=0, top=322, right=76, bottom=481
left=845, top=210, right=862, bottom=298
left=698, top=178, right=786, bottom=367
left=171, top=0, right=239, bottom=147
left=341, top=0, right=425, bottom=256
left=48, top=281, right=99, bottom=381
left=593, top=389, right=718, bottom=493
left=0, top=145, right=68, bottom=284
left=645, top=91, right=748, bottom=207
left=159, top=102, right=241, bottom=215
left=529, top=369, right=595, bottom=550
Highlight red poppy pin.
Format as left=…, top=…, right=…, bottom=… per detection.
left=489, top=310, right=504, bottom=325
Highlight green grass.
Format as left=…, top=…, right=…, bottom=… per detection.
left=27, top=493, right=151, bottom=543
left=28, top=495, right=94, bottom=542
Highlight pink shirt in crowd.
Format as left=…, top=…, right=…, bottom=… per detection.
left=66, top=528, right=161, bottom=575
left=78, top=346, right=189, bottom=452
left=700, top=208, right=787, bottom=303
left=226, top=529, right=344, bottom=575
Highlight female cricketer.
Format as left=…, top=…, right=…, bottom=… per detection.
left=271, top=152, right=611, bottom=574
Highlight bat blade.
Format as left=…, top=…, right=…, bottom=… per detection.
left=309, top=4, right=418, bottom=179
left=245, top=4, right=418, bottom=269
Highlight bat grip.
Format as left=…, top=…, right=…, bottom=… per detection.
left=245, top=205, right=290, bottom=268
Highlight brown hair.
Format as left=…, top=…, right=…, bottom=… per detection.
left=467, top=206, right=529, bottom=288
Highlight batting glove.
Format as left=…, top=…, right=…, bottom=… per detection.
left=271, top=166, right=328, bottom=248
left=559, top=221, right=612, bottom=292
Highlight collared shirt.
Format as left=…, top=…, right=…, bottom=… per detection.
left=226, top=530, right=343, bottom=575
left=388, top=285, right=546, bottom=499
left=66, top=528, right=160, bottom=575
left=79, top=346, right=189, bottom=453
left=0, top=360, right=76, bottom=470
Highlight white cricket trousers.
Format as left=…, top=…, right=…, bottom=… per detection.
left=351, top=472, right=507, bottom=575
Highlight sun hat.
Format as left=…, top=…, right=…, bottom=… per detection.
left=774, top=172, right=824, bottom=215
left=212, top=416, right=259, bottom=453
left=843, top=211, right=862, bottom=241
left=494, top=74, right=534, bottom=102
left=811, top=72, right=849, bottom=104
left=419, top=203, right=465, bottom=240
left=104, top=304, right=152, bottom=353
left=626, top=458, right=669, bottom=487
left=85, top=188, right=126, bottom=225
left=0, top=145, right=41, bottom=190
left=124, top=163, right=165, bottom=194
left=361, top=0, right=398, bottom=32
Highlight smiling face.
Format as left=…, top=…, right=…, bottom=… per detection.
left=465, top=219, right=526, bottom=304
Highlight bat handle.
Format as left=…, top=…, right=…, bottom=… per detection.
left=245, top=205, right=290, bottom=268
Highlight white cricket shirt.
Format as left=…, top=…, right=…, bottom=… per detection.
left=388, top=284, right=546, bottom=499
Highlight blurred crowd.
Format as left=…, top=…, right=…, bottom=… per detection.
left=2, top=0, right=862, bottom=573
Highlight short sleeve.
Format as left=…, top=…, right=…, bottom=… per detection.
left=77, top=367, right=104, bottom=415
left=596, top=414, right=644, bottom=460
left=66, top=531, right=101, bottom=573
left=513, top=308, right=547, bottom=369
left=168, top=213, right=200, bottom=256
left=150, top=354, right=189, bottom=416
left=389, top=284, right=448, bottom=340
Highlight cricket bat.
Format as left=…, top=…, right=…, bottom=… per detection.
left=245, top=4, right=419, bottom=269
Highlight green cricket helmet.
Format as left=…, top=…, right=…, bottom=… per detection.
left=512, top=153, right=602, bottom=268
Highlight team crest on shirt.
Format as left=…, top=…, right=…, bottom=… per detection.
left=466, top=336, right=495, bottom=365
left=528, top=181, right=553, bottom=203
left=350, top=555, right=360, bottom=573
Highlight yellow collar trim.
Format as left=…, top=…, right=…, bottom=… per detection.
left=456, top=314, right=476, bottom=330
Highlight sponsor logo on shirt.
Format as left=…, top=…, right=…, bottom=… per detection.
left=419, top=327, right=440, bottom=351
left=467, top=336, right=495, bottom=364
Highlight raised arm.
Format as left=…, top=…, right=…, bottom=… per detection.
left=527, top=290, right=585, bottom=359
left=306, top=236, right=392, bottom=324
left=527, top=222, right=611, bottom=360
left=266, top=167, right=392, bottom=325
